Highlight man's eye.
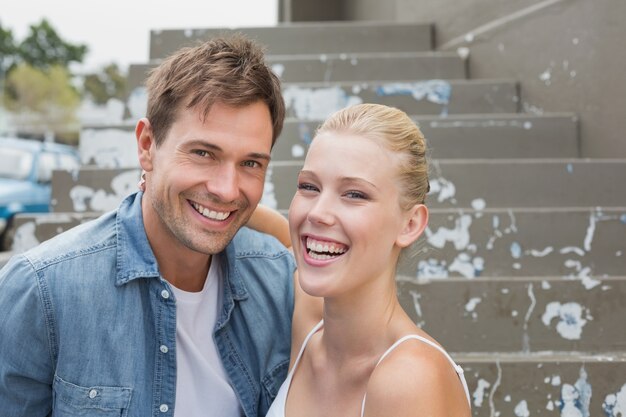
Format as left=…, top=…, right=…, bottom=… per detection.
left=192, top=150, right=211, bottom=158
left=242, top=160, right=262, bottom=168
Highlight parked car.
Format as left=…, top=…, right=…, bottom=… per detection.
left=0, top=137, right=80, bottom=250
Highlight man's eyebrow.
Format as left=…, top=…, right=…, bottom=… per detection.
left=248, top=152, right=271, bottom=161
left=186, top=140, right=271, bottom=161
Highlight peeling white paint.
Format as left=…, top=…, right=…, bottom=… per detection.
left=69, top=171, right=140, bottom=212
left=282, top=85, right=362, bottom=121
left=510, top=242, right=522, bottom=259
left=457, top=47, right=470, bottom=59
left=376, top=80, right=452, bottom=106
left=417, top=258, right=449, bottom=278
left=564, top=260, right=601, bottom=290
left=429, top=177, right=457, bottom=203
left=127, top=87, right=148, bottom=120
left=271, top=63, right=285, bottom=78
left=465, top=297, right=482, bottom=312
left=471, top=198, right=486, bottom=210
left=529, top=246, right=554, bottom=257
left=542, top=280, right=551, bottom=290
left=514, top=400, right=529, bottom=417
left=603, top=383, right=626, bottom=417
left=473, top=379, right=490, bottom=407
left=542, top=302, right=591, bottom=340
left=552, top=375, right=562, bottom=386
left=260, top=165, right=278, bottom=210
left=80, top=128, right=139, bottom=168
left=560, top=247, right=585, bottom=257
left=559, top=367, right=591, bottom=417
left=12, top=221, right=40, bottom=253
left=547, top=400, right=554, bottom=411
left=426, top=214, right=472, bottom=250
left=522, top=283, right=536, bottom=352
left=504, top=395, right=511, bottom=402
left=409, top=290, right=423, bottom=318
left=584, top=213, right=597, bottom=252
left=449, top=252, right=484, bottom=278
left=489, top=361, right=502, bottom=416
left=291, top=144, right=305, bottom=158
left=539, top=68, right=552, bottom=85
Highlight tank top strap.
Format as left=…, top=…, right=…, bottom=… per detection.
left=289, top=320, right=324, bottom=378
left=360, top=335, right=471, bottom=417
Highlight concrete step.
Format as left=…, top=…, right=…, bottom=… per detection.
left=266, top=159, right=626, bottom=210
left=456, top=355, right=626, bottom=417
left=120, top=78, right=519, bottom=125
left=79, top=125, right=138, bottom=168
left=270, top=51, right=467, bottom=82
left=50, top=167, right=141, bottom=213
left=397, top=277, right=625, bottom=353
left=127, top=51, right=466, bottom=93
left=80, top=113, right=579, bottom=168
left=282, top=79, right=519, bottom=120
left=400, top=208, right=626, bottom=279
left=149, top=22, right=434, bottom=60
left=6, top=212, right=99, bottom=255
left=273, top=113, right=579, bottom=161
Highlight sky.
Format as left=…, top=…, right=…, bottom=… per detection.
left=1, top=0, right=278, bottom=73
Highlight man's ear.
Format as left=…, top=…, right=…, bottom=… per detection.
left=136, top=118, right=155, bottom=172
left=396, top=204, right=429, bottom=248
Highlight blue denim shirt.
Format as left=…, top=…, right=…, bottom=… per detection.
left=0, top=192, right=295, bottom=417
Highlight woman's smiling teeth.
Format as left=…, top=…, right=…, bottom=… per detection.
left=306, top=237, right=348, bottom=260
left=192, top=202, right=231, bottom=221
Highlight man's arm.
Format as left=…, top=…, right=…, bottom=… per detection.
left=0, top=256, right=54, bottom=414
left=247, top=204, right=291, bottom=249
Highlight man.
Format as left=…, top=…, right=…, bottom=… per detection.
left=0, top=35, right=300, bottom=416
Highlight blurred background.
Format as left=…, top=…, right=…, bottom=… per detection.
left=1, top=1, right=625, bottom=415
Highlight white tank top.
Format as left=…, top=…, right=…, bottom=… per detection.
left=170, top=255, right=242, bottom=417
left=265, top=321, right=471, bottom=417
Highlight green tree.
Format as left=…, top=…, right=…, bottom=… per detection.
left=4, top=63, right=81, bottom=136
left=0, top=22, right=17, bottom=74
left=18, top=19, right=88, bottom=69
left=83, top=63, right=128, bottom=105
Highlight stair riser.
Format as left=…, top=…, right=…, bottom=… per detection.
left=149, top=23, right=434, bottom=59
left=398, top=279, right=626, bottom=352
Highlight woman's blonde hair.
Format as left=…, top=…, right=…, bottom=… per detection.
left=316, top=103, right=430, bottom=209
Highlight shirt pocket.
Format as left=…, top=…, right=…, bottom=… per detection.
left=52, top=374, right=132, bottom=417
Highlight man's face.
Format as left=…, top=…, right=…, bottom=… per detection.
left=140, top=101, right=273, bottom=257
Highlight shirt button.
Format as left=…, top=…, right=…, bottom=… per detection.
left=89, top=389, right=98, bottom=399
left=161, top=290, right=170, bottom=299
left=160, top=404, right=169, bottom=413
left=160, top=345, right=169, bottom=353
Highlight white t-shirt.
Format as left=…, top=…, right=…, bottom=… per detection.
left=170, top=256, right=242, bottom=417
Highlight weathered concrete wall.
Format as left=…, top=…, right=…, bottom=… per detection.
left=284, top=0, right=626, bottom=158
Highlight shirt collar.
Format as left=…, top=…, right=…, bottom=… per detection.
left=115, top=192, right=160, bottom=285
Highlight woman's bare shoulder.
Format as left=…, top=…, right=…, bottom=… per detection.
left=363, top=337, right=470, bottom=417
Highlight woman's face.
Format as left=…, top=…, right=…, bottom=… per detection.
left=288, top=132, right=418, bottom=299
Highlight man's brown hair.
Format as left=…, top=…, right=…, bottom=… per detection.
left=145, top=34, right=285, bottom=147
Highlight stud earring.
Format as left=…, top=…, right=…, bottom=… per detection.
left=138, top=171, right=146, bottom=192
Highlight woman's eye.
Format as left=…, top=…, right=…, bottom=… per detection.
left=345, top=191, right=367, bottom=199
left=297, top=182, right=319, bottom=192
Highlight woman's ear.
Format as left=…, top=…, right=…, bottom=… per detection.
left=396, top=204, right=429, bottom=248
left=136, top=118, right=155, bottom=172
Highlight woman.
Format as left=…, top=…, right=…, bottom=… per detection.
left=259, top=103, right=471, bottom=417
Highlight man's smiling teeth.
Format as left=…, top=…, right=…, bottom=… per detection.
left=192, top=202, right=231, bottom=221
left=306, top=237, right=347, bottom=260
